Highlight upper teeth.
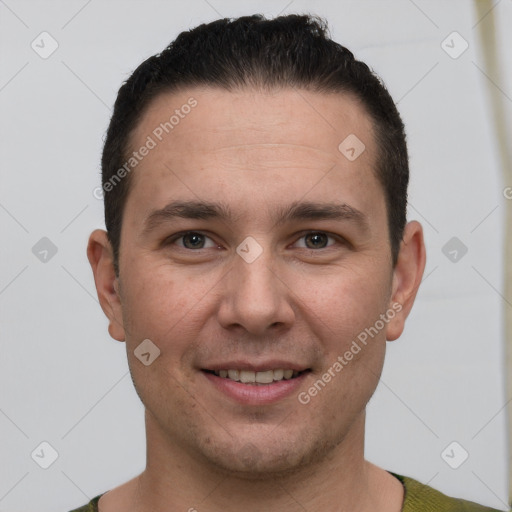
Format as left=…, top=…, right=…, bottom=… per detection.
left=214, top=369, right=298, bottom=383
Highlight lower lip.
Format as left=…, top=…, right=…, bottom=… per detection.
left=202, top=371, right=309, bottom=405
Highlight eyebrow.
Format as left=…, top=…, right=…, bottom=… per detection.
left=141, top=199, right=369, bottom=235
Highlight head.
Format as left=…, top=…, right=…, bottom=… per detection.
left=88, top=14, right=425, bottom=478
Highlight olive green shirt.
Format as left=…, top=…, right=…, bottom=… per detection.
left=68, top=472, right=508, bottom=511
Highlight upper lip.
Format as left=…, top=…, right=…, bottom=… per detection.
left=201, top=361, right=310, bottom=372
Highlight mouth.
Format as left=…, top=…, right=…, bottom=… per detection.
left=202, top=368, right=310, bottom=385
left=199, top=358, right=313, bottom=406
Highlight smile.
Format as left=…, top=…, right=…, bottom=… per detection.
left=207, top=369, right=306, bottom=384
left=201, top=367, right=311, bottom=404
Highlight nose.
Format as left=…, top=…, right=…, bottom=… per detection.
left=216, top=244, right=296, bottom=336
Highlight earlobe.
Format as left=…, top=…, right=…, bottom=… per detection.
left=386, top=221, right=426, bottom=341
left=86, top=229, right=126, bottom=342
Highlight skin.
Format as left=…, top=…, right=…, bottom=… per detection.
left=88, top=86, right=426, bottom=512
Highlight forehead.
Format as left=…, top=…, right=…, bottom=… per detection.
left=124, top=86, right=383, bottom=226
left=132, top=86, right=375, bottom=156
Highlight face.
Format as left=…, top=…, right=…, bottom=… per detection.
left=90, top=86, right=422, bottom=478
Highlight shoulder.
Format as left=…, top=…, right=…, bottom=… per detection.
left=67, top=494, right=104, bottom=512
left=391, top=472, right=509, bottom=512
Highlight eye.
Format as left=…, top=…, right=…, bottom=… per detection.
left=171, top=231, right=217, bottom=249
left=293, top=232, right=338, bottom=249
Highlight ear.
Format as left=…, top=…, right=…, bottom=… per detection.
left=86, top=229, right=126, bottom=342
left=386, top=220, right=426, bottom=341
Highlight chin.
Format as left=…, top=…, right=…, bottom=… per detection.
left=207, top=448, right=307, bottom=480
left=197, top=430, right=340, bottom=481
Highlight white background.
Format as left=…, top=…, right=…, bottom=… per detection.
left=0, top=1, right=511, bottom=511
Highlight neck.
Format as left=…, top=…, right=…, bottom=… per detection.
left=127, top=410, right=402, bottom=512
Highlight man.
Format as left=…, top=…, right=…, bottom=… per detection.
left=73, top=14, right=506, bottom=512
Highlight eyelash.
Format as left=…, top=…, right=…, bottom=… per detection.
left=166, top=231, right=344, bottom=251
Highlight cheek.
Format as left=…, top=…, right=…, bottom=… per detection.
left=295, top=267, right=389, bottom=415
left=120, top=259, right=222, bottom=355
left=120, top=266, right=209, bottom=401
left=291, top=263, right=391, bottom=343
